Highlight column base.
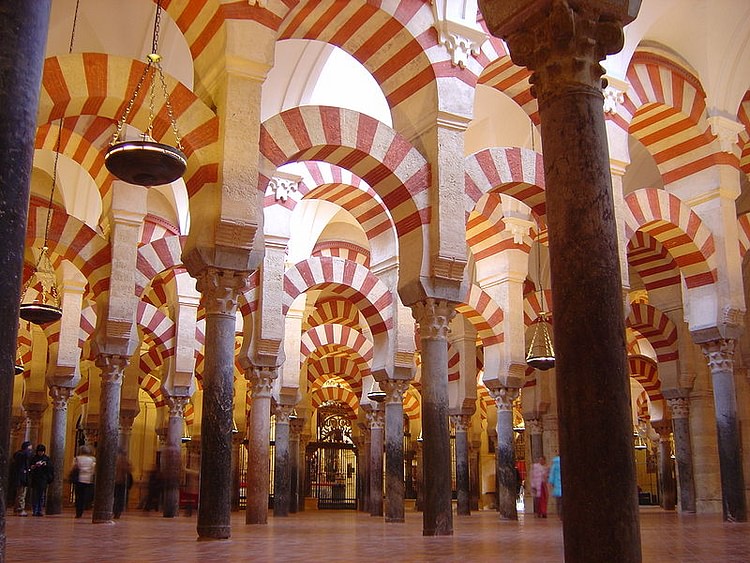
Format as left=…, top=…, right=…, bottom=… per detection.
left=385, top=516, right=405, bottom=523
left=197, top=526, right=231, bottom=540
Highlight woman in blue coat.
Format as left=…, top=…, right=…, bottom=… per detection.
left=548, top=455, right=562, bottom=518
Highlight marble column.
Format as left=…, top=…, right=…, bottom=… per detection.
left=245, top=366, right=276, bottom=524
left=92, top=354, right=127, bottom=523
left=367, top=407, right=385, bottom=517
left=163, top=396, right=188, bottom=518
left=479, top=2, right=643, bottom=559
left=384, top=380, right=409, bottom=523
left=357, top=430, right=371, bottom=512
left=451, top=414, right=471, bottom=516
left=700, top=339, right=747, bottom=521
left=119, top=411, right=137, bottom=458
left=652, top=420, right=676, bottom=511
left=666, top=395, right=696, bottom=512
left=526, top=418, right=544, bottom=464
left=299, top=433, right=311, bottom=512
left=196, top=268, right=247, bottom=540
left=414, top=439, right=424, bottom=512
left=0, top=2, right=51, bottom=553
left=469, top=441, right=481, bottom=511
left=490, top=387, right=519, bottom=520
left=289, top=415, right=303, bottom=514
left=273, top=404, right=293, bottom=517
left=46, top=386, right=72, bottom=515
left=412, top=299, right=456, bottom=536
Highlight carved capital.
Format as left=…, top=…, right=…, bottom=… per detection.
left=275, top=404, right=294, bottom=425
left=166, top=395, right=189, bottom=419
left=196, top=267, right=248, bottom=316
left=525, top=417, right=543, bottom=435
left=487, top=386, right=519, bottom=411
left=365, top=408, right=385, bottom=430
left=700, top=339, right=736, bottom=373
left=666, top=396, right=689, bottom=420
left=268, top=175, right=299, bottom=202
left=49, top=386, right=72, bottom=412
left=651, top=420, right=672, bottom=441
left=95, top=354, right=128, bottom=384
left=290, top=417, right=304, bottom=436
left=382, top=380, right=410, bottom=404
left=412, top=298, right=456, bottom=341
left=450, top=414, right=471, bottom=433
left=246, top=365, right=277, bottom=398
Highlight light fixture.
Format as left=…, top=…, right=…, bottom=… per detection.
left=14, top=363, right=24, bottom=376
left=19, top=0, right=81, bottom=326
left=526, top=235, right=555, bottom=370
left=181, top=419, right=191, bottom=443
left=104, top=0, right=186, bottom=186
left=367, top=379, right=386, bottom=403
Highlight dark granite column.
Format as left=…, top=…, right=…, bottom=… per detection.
left=490, top=387, right=519, bottom=520
left=92, top=355, right=127, bottom=523
left=163, top=396, right=188, bottom=518
left=357, top=430, right=371, bottom=512
left=526, top=418, right=544, bottom=464
left=700, top=339, right=747, bottom=521
left=666, top=395, right=696, bottom=512
left=196, top=268, right=247, bottom=540
left=46, top=386, right=72, bottom=515
left=273, top=404, right=293, bottom=517
left=289, top=415, right=303, bottom=514
left=469, top=441, right=480, bottom=511
left=245, top=366, right=275, bottom=524
left=414, top=438, right=424, bottom=512
left=367, top=407, right=385, bottom=517
left=412, top=299, right=456, bottom=536
left=0, top=2, right=51, bottom=554
left=451, top=414, right=471, bottom=516
left=299, top=433, right=311, bottom=512
left=652, top=420, right=676, bottom=511
left=479, top=2, right=642, bottom=559
left=384, top=380, right=409, bottom=523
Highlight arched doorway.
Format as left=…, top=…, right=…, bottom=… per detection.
left=306, top=403, right=357, bottom=509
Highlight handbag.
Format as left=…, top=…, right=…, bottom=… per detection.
left=68, top=465, right=79, bottom=484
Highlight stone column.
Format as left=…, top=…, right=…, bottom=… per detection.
left=45, top=386, right=72, bottom=515
left=383, top=380, right=409, bottom=523
left=273, top=404, right=293, bottom=517
left=451, top=414, right=471, bottom=516
left=92, top=354, right=127, bottom=523
left=526, top=417, right=544, bottom=466
left=163, top=396, right=188, bottom=518
left=652, top=420, right=676, bottom=511
left=245, top=366, right=276, bottom=524
left=289, top=415, right=303, bottom=514
left=25, top=406, right=45, bottom=449
left=196, top=268, right=247, bottom=540
left=490, top=386, right=519, bottom=520
left=470, top=440, right=481, bottom=511
left=357, top=429, right=371, bottom=512
left=479, top=2, right=643, bottom=559
left=0, top=2, right=51, bottom=553
left=119, top=409, right=137, bottom=458
left=700, top=339, right=747, bottom=521
left=367, top=407, right=385, bottom=517
left=412, top=299, right=456, bottom=536
left=666, top=395, right=696, bottom=512
left=299, top=433, right=311, bottom=512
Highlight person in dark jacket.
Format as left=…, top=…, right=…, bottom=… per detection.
left=11, top=441, right=33, bottom=516
left=29, top=444, right=54, bottom=516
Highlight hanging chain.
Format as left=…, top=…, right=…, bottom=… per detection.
left=152, top=0, right=163, bottom=55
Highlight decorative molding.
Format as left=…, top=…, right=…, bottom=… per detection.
left=666, top=397, right=689, bottom=420
left=431, top=0, right=488, bottom=68
left=700, top=339, right=735, bottom=372
left=268, top=175, right=299, bottom=202
left=412, top=298, right=456, bottom=340
left=708, top=116, right=744, bottom=154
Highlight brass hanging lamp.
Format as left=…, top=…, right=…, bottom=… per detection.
left=526, top=237, right=555, bottom=371
left=104, top=0, right=186, bottom=186
left=367, top=379, right=386, bottom=403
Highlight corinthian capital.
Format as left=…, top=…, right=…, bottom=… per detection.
left=700, top=339, right=736, bottom=372
left=246, top=365, right=277, bottom=398
left=196, top=267, right=248, bottom=316
left=487, top=386, right=519, bottom=411
left=412, top=298, right=456, bottom=340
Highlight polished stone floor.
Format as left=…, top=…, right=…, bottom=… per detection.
left=5, top=506, right=749, bottom=562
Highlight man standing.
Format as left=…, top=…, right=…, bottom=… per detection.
left=11, top=441, right=33, bottom=516
left=29, top=444, right=54, bottom=516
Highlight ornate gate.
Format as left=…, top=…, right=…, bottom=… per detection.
left=307, top=405, right=357, bottom=509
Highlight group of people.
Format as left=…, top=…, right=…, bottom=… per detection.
left=530, top=455, right=562, bottom=518
left=10, top=441, right=54, bottom=517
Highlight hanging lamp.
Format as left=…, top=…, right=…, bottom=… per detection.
left=526, top=236, right=555, bottom=371
left=19, top=0, right=83, bottom=326
left=104, top=0, right=186, bottom=186
left=367, top=379, right=386, bottom=403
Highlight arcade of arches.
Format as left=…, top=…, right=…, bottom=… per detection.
left=2, top=1, right=750, bottom=560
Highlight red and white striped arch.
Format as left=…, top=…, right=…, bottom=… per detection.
left=403, top=388, right=420, bottom=421
left=626, top=304, right=679, bottom=363
left=304, top=296, right=363, bottom=332
left=284, top=256, right=392, bottom=335
left=136, top=301, right=176, bottom=358
left=260, top=106, right=430, bottom=280
left=39, top=53, right=219, bottom=199
left=635, top=389, right=650, bottom=422
left=623, top=188, right=716, bottom=289
left=620, top=52, right=732, bottom=186
left=627, top=231, right=681, bottom=291
left=737, top=91, right=750, bottom=175
left=306, top=355, right=365, bottom=399
left=523, top=288, right=554, bottom=326
left=141, top=214, right=180, bottom=245
left=628, top=354, right=664, bottom=404
left=79, top=305, right=97, bottom=354
left=477, top=55, right=538, bottom=124
left=456, top=283, right=504, bottom=347
left=26, top=205, right=110, bottom=295
left=465, top=147, right=546, bottom=222
left=738, top=212, right=750, bottom=259
left=312, top=241, right=371, bottom=268
left=138, top=348, right=167, bottom=408
left=447, top=342, right=460, bottom=382
left=301, top=324, right=373, bottom=364
left=136, top=236, right=185, bottom=297
left=309, top=384, right=359, bottom=420
left=467, top=193, right=533, bottom=264
left=238, top=270, right=261, bottom=320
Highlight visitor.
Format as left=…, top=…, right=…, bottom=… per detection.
left=72, top=444, right=96, bottom=518
left=548, top=455, right=562, bottom=518
left=530, top=455, right=549, bottom=518
left=113, top=448, right=133, bottom=518
left=11, top=441, right=33, bottom=516
left=29, top=444, right=54, bottom=516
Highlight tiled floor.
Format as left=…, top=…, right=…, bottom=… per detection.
left=5, top=506, right=750, bottom=562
